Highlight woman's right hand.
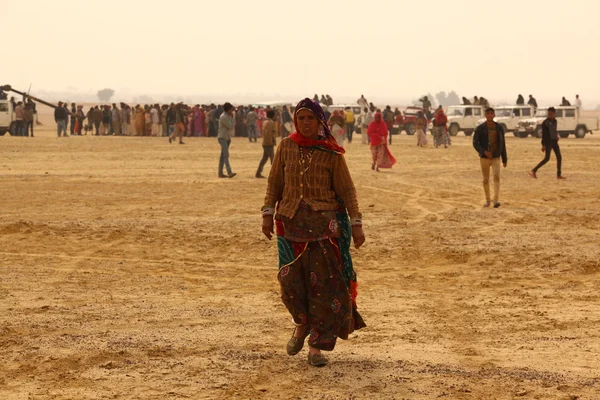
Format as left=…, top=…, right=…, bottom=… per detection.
left=262, top=217, right=274, bottom=240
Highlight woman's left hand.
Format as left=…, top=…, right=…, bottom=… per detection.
left=352, top=226, right=365, bottom=249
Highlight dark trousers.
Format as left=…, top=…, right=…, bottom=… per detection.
left=533, top=140, right=562, bottom=176
left=70, top=119, right=75, bottom=135
left=247, top=124, right=258, bottom=142
left=209, top=121, right=217, bottom=137
left=14, top=120, right=25, bottom=136
left=346, top=122, right=354, bottom=143
left=94, top=122, right=100, bottom=135
left=27, top=120, right=34, bottom=136
left=256, top=146, right=275, bottom=176
left=218, top=138, right=233, bottom=176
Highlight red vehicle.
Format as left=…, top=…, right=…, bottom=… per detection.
left=391, top=106, right=424, bottom=135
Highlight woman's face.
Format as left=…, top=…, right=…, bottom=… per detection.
left=296, top=109, right=320, bottom=138
left=375, top=114, right=381, bottom=122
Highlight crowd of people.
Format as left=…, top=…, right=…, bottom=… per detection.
left=9, top=100, right=37, bottom=137
left=44, top=101, right=298, bottom=142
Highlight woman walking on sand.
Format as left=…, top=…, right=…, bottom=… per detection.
left=193, top=105, right=205, bottom=137
left=328, top=110, right=346, bottom=148
left=261, top=98, right=366, bottom=367
left=368, top=112, right=396, bottom=171
left=416, top=111, right=428, bottom=147
left=433, top=107, right=450, bottom=149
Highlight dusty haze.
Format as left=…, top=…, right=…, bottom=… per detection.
left=4, top=0, right=600, bottom=106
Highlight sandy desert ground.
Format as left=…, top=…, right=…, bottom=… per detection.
left=1, top=108, right=600, bottom=400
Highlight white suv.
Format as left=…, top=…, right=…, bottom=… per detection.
left=0, top=100, right=13, bottom=136
left=446, top=105, right=486, bottom=136
left=517, top=106, right=599, bottom=139
left=476, top=105, right=535, bottom=136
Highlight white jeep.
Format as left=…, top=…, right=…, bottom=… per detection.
left=0, top=99, right=14, bottom=136
left=446, top=105, right=486, bottom=136
left=476, top=105, right=535, bottom=136
left=517, top=106, right=599, bottom=139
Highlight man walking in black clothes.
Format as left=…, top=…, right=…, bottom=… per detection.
left=473, top=108, right=508, bottom=208
left=70, top=103, right=77, bottom=135
left=529, top=107, right=566, bottom=180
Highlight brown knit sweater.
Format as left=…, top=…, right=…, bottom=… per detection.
left=263, top=138, right=361, bottom=220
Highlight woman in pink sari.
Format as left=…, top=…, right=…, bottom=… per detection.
left=193, top=106, right=205, bottom=137
left=256, top=107, right=266, bottom=136
left=368, top=113, right=396, bottom=171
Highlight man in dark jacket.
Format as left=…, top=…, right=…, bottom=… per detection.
left=528, top=95, right=538, bottom=112
left=473, top=108, right=508, bottom=208
left=54, top=101, right=68, bottom=137
left=70, top=103, right=77, bottom=135
left=529, top=107, right=566, bottom=180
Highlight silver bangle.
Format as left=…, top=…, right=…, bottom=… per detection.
left=350, top=218, right=362, bottom=226
left=262, top=207, right=275, bottom=216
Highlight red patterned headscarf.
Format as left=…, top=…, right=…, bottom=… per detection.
left=289, top=98, right=345, bottom=154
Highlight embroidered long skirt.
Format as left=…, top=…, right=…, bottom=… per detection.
left=278, top=238, right=365, bottom=351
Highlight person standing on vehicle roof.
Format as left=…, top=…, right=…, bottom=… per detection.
left=560, top=97, right=571, bottom=106
left=516, top=94, right=525, bottom=105
left=462, top=97, right=472, bottom=105
left=529, top=107, right=566, bottom=181
left=420, top=96, right=432, bottom=114
left=528, top=95, right=538, bottom=112
left=357, top=95, right=368, bottom=108
left=575, top=95, right=582, bottom=118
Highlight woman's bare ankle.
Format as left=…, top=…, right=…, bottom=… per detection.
left=294, top=325, right=308, bottom=339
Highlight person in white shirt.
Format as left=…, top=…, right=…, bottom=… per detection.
left=150, top=106, right=160, bottom=136
left=575, top=95, right=582, bottom=118
left=360, top=107, right=373, bottom=144
left=357, top=94, right=368, bottom=108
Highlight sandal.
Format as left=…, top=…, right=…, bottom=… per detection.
left=307, top=352, right=328, bottom=367
left=286, top=326, right=309, bottom=356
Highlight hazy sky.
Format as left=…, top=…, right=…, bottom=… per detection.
left=4, top=0, right=600, bottom=104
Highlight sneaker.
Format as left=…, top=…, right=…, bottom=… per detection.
left=228, top=173, right=237, bottom=178
left=179, top=141, right=185, bottom=145
left=255, top=174, right=266, bottom=179
left=557, top=176, right=566, bottom=180
left=493, top=202, right=501, bottom=208
left=529, top=171, right=537, bottom=179
left=218, top=174, right=228, bottom=178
